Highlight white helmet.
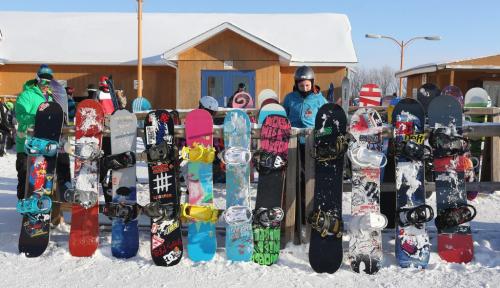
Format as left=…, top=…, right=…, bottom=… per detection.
left=199, top=96, right=219, bottom=112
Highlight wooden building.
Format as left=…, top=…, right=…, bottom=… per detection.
left=396, top=54, right=500, bottom=105
left=0, top=12, right=357, bottom=109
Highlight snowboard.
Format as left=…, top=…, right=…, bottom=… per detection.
left=185, top=109, right=216, bottom=262
left=441, top=85, right=464, bottom=106
left=341, top=77, right=350, bottom=118
left=348, top=108, right=386, bottom=274
left=109, top=110, right=139, bottom=258
left=143, top=110, right=183, bottom=266
left=257, top=89, right=279, bottom=108
left=428, top=95, right=474, bottom=263
left=232, top=92, right=254, bottom=108
left=392, top=98, right=431, bottom=268
left=359, top=84, right=382, bottom=107
left=253, top=114, right=291, bottom=265
left=18, top=102, right=64, bottom=257
left=258, top=103, right=287, bottom=124
left=417, top=83, right=441, bottom=113
left=464, top=87, right=490, bottom=198
left=223, top=110, right=253, bottom=261
left=68, top=100, right=104, bottom=257
left=308, top=103, right=347, bottom=273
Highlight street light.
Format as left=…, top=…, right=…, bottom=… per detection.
left=365, top=33, right=441, bottom=97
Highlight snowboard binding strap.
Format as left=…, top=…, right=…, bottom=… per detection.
left=253, top=207, right=284, bottom=228
left=397, top=204, right=434, bottom=228
left=103, top=151, right=136, bottom=171
left=180, top=203, right=221, bottom=223
left=16, top=195, right=52, bottom=215
left=180, top=142, right=215, bottom=163
left=104, top=202, right=140, bottom=222
left=141, top=202, right=179, bottom=220
left=218, top=147, right=252, bottom=166
left=308, top=209, right=343, bottom=238
left=435, top=204, right=476, bottom=230
left=311, top=135, right=349, bottom=162
left=25, top=137, right=59, bottom=157
left=348, top=145, right=387, bottom=168
left=349, top=212, right=388, bottom=234
left=395, top=139, right=431, bottom=161
left=64, top=188, right=99, bottom=209
left=73, top=142, right=103, bottom=161
left=253, top=151, right=287, bottom=174
left=429, top=128, right=470, bottom=158
left=223, top=205, right=253, bottom=225
left=142, top=141, right=176, bottom=163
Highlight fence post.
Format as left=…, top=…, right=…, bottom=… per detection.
left=282, top=135, right=297, bottom=248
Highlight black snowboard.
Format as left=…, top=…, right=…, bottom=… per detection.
left=18, top=102, right=64, bottom=257
left=308, top=103, right=346, bottom=273
left=417, top=83, right=441, bottom=114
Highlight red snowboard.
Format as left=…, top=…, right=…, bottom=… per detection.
left=69, top=100, right=104, bottom=257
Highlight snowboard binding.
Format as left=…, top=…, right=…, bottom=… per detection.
left=103, top=151, right=136, bottom=171
left=64, top=188, right=99, bottom=209
left=141, top=202, right=179, bottom=221
left=349, top=212, right=388, bottom=234
left=142, top=141, right=176, bottom=163
left=395, top=139, right=431, bottom=161
left=180, top=142, right=215, bottom=163
left=73, top=142, right=103, bottom=161
left=308, top=208, right=343, bottom=238
left=104, top=202, right=140, bottom=222
left=348, top=145, right=387, bottom=168
left=253, top=207, right=284, bottom=228
left=218, top=147, right=252, bottom=165
left=311, top=135, right=349, bottom=162
left=429, top=128, right=470, bottom=158
left=25, top=137, right=59, bottom=157
left=253, top=151, right=287, bottom=174
left=180, top=203, right=221, bottom=223
left=223, top=205, right=253, bottom=225
left=397, top=204, right=434, bottom=228
left=16, top=195, right=52, bottom=215
left=435, top=204, right=476, bottom=230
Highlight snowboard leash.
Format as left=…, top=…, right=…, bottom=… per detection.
left=253, top=207, right=284, bottom=228
left=308, top=208, right=343, bottom=238
left=25, top=137, right=59, bottom=157
left=435, top=204, right=476, bottom=230
left=311, top=135, right=349, bottom=162
left=218, top=147, right=252, bottom=165
left=180, top=142, right=215, bottom=163
left=180, top=203, right=221, bottom=223
left=223, top=205, right=253, bottom=225
left=397, top=204, right=434, bottom=228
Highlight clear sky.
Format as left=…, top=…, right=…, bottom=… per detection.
left=1, top=0, right=499, bottom=70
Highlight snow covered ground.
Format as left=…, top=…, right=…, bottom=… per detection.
left=1, top=145, right=499, bottom=287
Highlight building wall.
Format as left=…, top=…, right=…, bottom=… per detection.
left=280, top=66, right=346, bottom=101
left=450, top=54, right=500, bottom=66
left=0, top=64, right=176, bottom=109
left=177, top=30, right=281, bottom=108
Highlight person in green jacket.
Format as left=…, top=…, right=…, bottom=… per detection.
left=15, top=64, right=54, bottom=200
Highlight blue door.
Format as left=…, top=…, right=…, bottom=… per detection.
left=201, top=70, right=256, bottom=108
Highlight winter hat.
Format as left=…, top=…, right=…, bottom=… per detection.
left=36, top=64, right=54, bottom=80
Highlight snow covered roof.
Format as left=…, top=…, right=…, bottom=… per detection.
left=0, top=12, right=357, bottom=67
left=396, top=53, right=500, bottom=78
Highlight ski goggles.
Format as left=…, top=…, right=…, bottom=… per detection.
left=38, top=79, right=51, bottom=87
left=180, top=143, right=215, bottom=163
left=223, top=205, right=253, bottom=225
left=218, top=147, right=251, bottom=165
left=25, top=137, right=59, bottom=157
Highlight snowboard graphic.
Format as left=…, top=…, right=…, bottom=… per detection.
left=257, top=89, right=279, bottom=108
left=223, top=110, right=253, bottom=261
left=232, top=92, right=254, bottom=108
left=308, top=103, right=347, bottom=273
left=258, top=103, right=287, bottom=124
left=18, top=102, right=63, bottom=257
left=68, top=100, right=104, bottom=257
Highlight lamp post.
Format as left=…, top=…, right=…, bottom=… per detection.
left=365, top=34, right=441, bottom=97
left=137, top=0, right=143, bottom=98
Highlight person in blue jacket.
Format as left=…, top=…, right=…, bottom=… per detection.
left=283, top=66, right=327, bottom=227
left=283, top=66, right=327, bottom=128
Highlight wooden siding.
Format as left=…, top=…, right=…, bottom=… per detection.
left=0, top=64, right=176, bottom=109
left=177, top=30, right=281, bottom=108
left=450, top=54, right=500, bottom=66
left=280, top=66, right=346, bottom=101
